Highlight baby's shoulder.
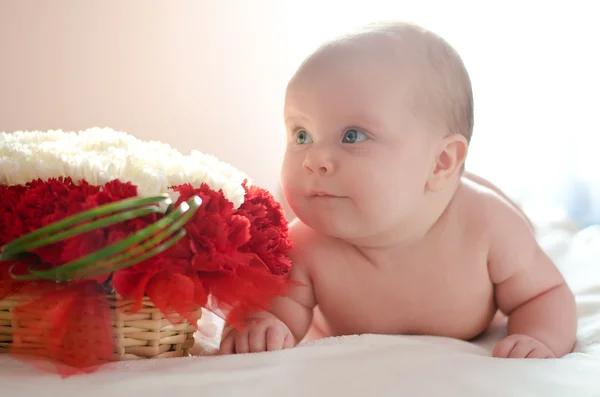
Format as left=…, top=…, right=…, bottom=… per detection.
left=287, top=218, right=341, bottom=271
left=458, top=176, right=531, bottom=235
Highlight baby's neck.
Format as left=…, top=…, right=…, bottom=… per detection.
left=347, top=178, right=461, bottom=266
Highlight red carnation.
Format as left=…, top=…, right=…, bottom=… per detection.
left=235, top=182, right=292, bottom=276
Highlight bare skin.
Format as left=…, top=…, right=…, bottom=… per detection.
left=220, top=22, right=576, bottom=359
left=305, top=172, right=533, bottom=343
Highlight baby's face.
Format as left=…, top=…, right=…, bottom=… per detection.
left=281, top=55, right=437, bottom=240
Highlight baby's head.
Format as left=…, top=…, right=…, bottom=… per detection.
left=281, top=21, right=473, bottom=242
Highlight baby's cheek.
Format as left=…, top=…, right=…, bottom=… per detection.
left=281, top=171, right=303, bottom=193
left=280, top=154, right=303, bottom=183
left=358, top=185, right=413, bottom=221
left=280, top=185, right=312, bottom=221
left=280, top=170, right=301, bottom=198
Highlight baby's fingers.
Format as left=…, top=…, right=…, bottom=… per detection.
left=266, top=326, right=287, bottom=351
left=219, top=335, right=235, bottom=355
left=492, top=337, right=517, bottom=358
left=493, top=334, right=555, bottom=359
left=526, top=348, right=555, bottom=359
left=249, top=328, right=268, bottom=353
left=234, top=332, right=250, bottom=354
left=507, top=341, right=535, bottom=358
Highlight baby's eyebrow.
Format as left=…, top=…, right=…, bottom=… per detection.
left=347, top=114, right=382, bottom=132
left=284, top=114, right=310, bottom=125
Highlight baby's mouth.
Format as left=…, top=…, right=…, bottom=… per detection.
left=308, top=191, right=346, bottom=199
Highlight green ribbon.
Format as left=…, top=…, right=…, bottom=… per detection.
left=1, top=194, right=202, bottom=282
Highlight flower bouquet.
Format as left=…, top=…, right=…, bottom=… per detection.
left=0, top=128, right=292, bottom=376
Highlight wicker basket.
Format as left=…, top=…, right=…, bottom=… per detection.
left=0, top=295, right=201, bottom=361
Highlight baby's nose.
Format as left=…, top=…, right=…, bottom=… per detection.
left=302, top=149, right=334, bottom=174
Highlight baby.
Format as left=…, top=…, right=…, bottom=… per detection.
left=220, top=21, right=577, bottom=359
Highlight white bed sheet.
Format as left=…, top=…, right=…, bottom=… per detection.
left=1, top=225, right=599, bottom=397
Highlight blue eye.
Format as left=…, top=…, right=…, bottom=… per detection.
left=295, top=129, right=313, bottom=144
left=342, top=128, right=368, bottom=144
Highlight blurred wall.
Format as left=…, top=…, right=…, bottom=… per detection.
left=2, top=1, right=599, bottom=223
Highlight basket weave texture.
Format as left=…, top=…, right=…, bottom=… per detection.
left=0, top=295, right=201, bottom=361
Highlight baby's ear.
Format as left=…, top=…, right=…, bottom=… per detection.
left=426, top=134, right=468, bottom=192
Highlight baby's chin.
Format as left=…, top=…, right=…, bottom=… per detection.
left=296, top=210, right=366, bottom=239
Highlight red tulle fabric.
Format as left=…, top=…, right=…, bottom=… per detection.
left=0, top=178, right=293, bottom=375
left=10, top=281, right=114, bottom=377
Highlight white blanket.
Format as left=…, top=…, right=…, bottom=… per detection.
left=2, top=225, right=600, bottom=397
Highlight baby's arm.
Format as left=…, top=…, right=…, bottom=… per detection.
left=219, top=221, right=317, bottom=354
left=487, top=199, right=576, bottom=358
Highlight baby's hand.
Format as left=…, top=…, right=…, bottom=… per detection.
left=493, top=334, right=556, bottom=359
left=219, top=316, right=295, bottom=355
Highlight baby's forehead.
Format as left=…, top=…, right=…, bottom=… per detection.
left=286, top=30, right=444, bottom=111
left=285, top=40, right=428, bottom=115
left=295, top=25, right=437, bottom=76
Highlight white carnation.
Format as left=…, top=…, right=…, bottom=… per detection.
left=0, top=127, right=251, bottom=208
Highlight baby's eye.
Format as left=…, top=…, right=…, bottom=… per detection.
left=342, top=128, right=368, bottom=144
left=295, top=129, right=313, bottom=144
